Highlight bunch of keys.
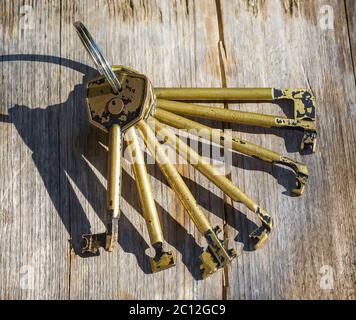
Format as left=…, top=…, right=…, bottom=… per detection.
left=73, top=22, right=316, bottom=278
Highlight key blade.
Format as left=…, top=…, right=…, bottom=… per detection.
left=200, top=250, right=218, bottom=279
left=150, top=251, right=176, bottom=273
left=199, top=228, right=238, bottom=279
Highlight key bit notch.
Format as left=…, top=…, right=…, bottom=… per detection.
left=277, top=156, right=309, bottom=196
left=293, top=173, right=308, bottom=196
left=149, top=243, right=176, bottom=273
left=301, top=131, right=317, bottom=153
left=250, top=208, right=273, bottom=250
left=81, top=233, right=106, bottom=255
left=199, top=226, right=237, bottom=279
left=273, top=88, right=317, bottom=153
left=81, top=218, right=119, bottom=255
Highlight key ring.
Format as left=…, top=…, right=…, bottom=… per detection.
left=73, top=21, right=121, bottom=93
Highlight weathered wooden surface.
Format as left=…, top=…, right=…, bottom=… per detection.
left=0, top=0, right=355, bottom=300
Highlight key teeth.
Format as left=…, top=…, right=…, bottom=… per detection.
left=81, top=232, right=115, bottom=255
left=149, top=250, right=176, bottom=273
left=249, top=226, right=270, bottom=250
left=278, top=157, right=309, bottom=196
left=81, top=234, right=101, bottom=255
left=199, top=250, right=218, bottom=280
left=199, top=227, right=238, bottom=279
left=301, top=131, right=317, bottom=153
left=199, top=248, right=238, bottom=279
left=292, top=174, right=307, bottom=197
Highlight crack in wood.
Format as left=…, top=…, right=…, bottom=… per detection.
left=215, top=0, right=231, bottom=300
left=344, top=0, right=356, bottom=86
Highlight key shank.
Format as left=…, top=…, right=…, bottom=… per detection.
left=154, top=108, right=308, bottom=196
left=125, top=127, right=175, bottom=272
left=150, top=118, right=273, bottom=249
left=136, top=120, right=237, bottom=278
left=80, top=66, right=155, bottom=255
left=154, top=88, right=317, bottom=152
left=107, top=124, right=122, bottom=220
left=82, top=124, right=121, bottom=254
left=156, top=99, right=314, bottom=131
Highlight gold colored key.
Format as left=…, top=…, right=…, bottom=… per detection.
left=74, top=23, right=155, bottom=255
left=124, top=127, right=175, bottom=272
left=136, top=120, right=237, bottom=279
left=155, top=88, right=317, bottom=153
left=74, top=22, right=175, bottom=272
left=149, top=117, right=273, bottom=250
left=154, top=108, right=308, bottom=196
left=81, top=66, right=155, bottom=255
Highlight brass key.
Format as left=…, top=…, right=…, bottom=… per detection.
left=149, top=117, right=273, bottom=250
left=124, top=127, right=175, bottom=272
left=81, top=67, right=155, bottom=254
left=74, top=23, right=156, bottom=255
left=154, top=108, right=308, bottom=196
left=136, top=120, right=237, bottom=279
left=154, top=88, right=317, bottom=153
left=74, top=23, right=175, bottom=272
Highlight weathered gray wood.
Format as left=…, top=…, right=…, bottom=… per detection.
left=0, top=0, right=355, bottom=300
left=219, top=0, right=356, bottom=299
left=59, top=0, right=225, bottom=299
left=0, top=1, right=69, bottom=299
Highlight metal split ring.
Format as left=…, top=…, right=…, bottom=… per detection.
left=73, top=21, right=121, bottom=93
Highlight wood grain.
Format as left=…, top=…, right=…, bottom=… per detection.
left=0, top=0, right=355, bottom=300
left=0, top=0, right=69, bottom=299
left=59, top=0, right=224, bottom=300
left=219, top=0, right=356, bottom=299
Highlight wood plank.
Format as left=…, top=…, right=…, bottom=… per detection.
left=0, top=0, right=69, bottom=299
left=219, top=0, right=356, bottom=299
left=60, top=0, right=225, bottom=299
left=1, top=0, right=355, bottom=300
